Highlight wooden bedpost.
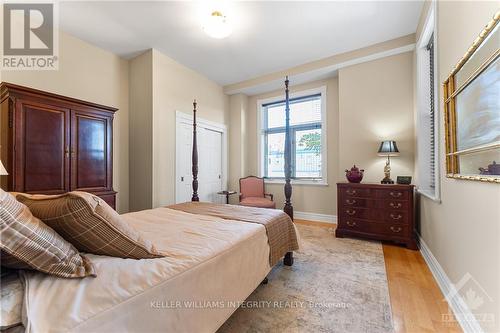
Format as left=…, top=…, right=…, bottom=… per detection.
left=191, top=99, right=199, bottom=202
left=283, top=76, right=293, bottom=220
left=283, top=76, right=294, bottom=266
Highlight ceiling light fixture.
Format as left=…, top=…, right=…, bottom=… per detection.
left=203, top=11, right=232, bottom=39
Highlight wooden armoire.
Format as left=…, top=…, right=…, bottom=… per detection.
left=0, top=83, right=117, bottom=209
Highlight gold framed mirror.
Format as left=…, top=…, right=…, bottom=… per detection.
left=443, top=11, right=500, bottom=183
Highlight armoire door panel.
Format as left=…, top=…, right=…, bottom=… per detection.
left=71, top=111, right=111, bottom=191
left=17, top=102, right=70, bottom=193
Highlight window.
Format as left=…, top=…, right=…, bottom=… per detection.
left=258, top=87, right=327, bottom=184
left=416, top=6, right=439, bottom=200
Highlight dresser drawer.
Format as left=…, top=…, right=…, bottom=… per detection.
left=340, top=187, right=371, bottom=198
left=377, top=200, right=409, bottom=211
left=381, top=210, right=409, bottom=224
left=339, top=219, right=409, bottom=237
left=375, top=189, right=409, bottom=201
left=97, top=193, right=116, bottom=210
left=340, top=197, right=369, bottom=208
left=340, top=207, right=370, bottom=220
left=368, top=222, right=410, bottom=237
left=338, top=218, right=366, bottom=231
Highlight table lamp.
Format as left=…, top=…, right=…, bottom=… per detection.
left=0, top=160, right=7, bottom=176
left=378, top=140, right=399, bottom=184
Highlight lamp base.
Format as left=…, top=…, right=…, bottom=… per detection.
left=381, top=177, right=394, bottom=184
left=381, top=159, right=394, bottom=184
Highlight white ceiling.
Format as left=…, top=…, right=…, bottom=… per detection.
left=59, top=1, right=423, bottom=86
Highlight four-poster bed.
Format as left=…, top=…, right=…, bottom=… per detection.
left=2, top=79, right=299, bottom=333
left=187, top=77, right=295, bottom=266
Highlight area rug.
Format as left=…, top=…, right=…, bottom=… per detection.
left=218, top=224, right=394, bottom=333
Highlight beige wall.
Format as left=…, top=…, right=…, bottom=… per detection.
left=2, top=31, right=130, bottom=213
left=245, top=78, right=340, bottom=215
left=228, top=93, right=249, bottom=196
left=338, top=52, right=415, bottom=184
left=128, top=49, right=229, bottom=210
left=224, top=34, right=415, bottom=94
left=152, top=49, right=229, bottom=208
left=242, top=52, right=414, bottom=216
left=417, top=2, right=500, bottom=331
left=129, top=50, right=153, bottom=212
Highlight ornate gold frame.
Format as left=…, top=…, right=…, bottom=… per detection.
left=443, top=11, right=500, bottom=183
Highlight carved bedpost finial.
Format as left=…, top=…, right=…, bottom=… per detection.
left=283, top=76, right=293, bottom=221
left=192, top=99, right=199, bottom=202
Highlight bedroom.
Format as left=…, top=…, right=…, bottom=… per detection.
left=0, top=1, right=499, bottom=333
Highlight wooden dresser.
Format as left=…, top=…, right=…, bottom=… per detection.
left=336, top=182, right=416, bottom=250
left=0, top=83, right=117, bottom=209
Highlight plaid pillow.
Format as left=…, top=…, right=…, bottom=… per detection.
left=0, top=189, right=96, bottom=278
left=17, top=191, right=164, bottom=259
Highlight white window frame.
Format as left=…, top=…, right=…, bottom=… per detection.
left=257, top=86, right=328, bottom=186
left=416, top=2, right=440, bottom=201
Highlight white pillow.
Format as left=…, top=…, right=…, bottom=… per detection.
left=0, top=272, right=23, bottom=330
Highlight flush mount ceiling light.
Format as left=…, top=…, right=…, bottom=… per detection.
left=203, top=11, right=232, bottom=39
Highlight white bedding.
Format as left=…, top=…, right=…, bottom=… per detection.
left=1, top=272, right=23, bottom=330
left=21, top=207, right=271, bottom=333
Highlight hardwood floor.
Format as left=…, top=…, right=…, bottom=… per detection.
left=294, top=219, right=462, bottom=333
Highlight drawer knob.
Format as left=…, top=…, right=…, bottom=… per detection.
left=346, top=199, right=356, bottom=205
left=346, top=210, right=356, bottom=216
left=346, top=189, right=357, bottom=195
left=390, top=213, right=403, bottom=220
left=389, top=202, right=402, bottom=208
left=390, top=226, right=402, bottom=233
left=346, top=221, right=357, bottom=227
left=390, top=191, right=403, bottom=198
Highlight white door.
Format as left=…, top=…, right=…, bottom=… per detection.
left=176, top=120, right=224, bottom=204
left=176, top=122, right=194, bottom=203
left=199, top=128, right=223, bottom=203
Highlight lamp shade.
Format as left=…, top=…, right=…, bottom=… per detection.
left=377, top=140, right=400, bottom=156
left=0, top=160, right=8, bottom=175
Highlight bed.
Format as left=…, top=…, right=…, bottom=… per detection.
left=21, top=208, right=272, bottom=332
left=2, top=78, right=299, bottom=333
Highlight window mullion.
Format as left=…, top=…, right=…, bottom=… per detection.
left=291, top=128, right=296, bottom=178
left=264, top=132, right=269, bottom=178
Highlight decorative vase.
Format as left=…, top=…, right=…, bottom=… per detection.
left=345, top=165, right=364, bottom=183
left=479, top=161, right=500, bottom=175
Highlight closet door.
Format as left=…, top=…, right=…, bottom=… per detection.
left=70, top=109, right=112, bottom=193
left=14, top=100, right=71, bottom=194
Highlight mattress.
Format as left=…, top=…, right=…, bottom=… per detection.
left=21, top=207, right=271, bottom=333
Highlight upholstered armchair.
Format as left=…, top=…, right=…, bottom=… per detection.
left=239, top=176, right=276, bottom=209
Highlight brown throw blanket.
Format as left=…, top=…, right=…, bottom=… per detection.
left=168, top=202, right=299, bottom=266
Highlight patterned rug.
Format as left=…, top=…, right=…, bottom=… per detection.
left=218, top=224, right=394, bottom=333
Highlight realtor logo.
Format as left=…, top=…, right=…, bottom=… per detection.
left=442, top=273, right=496, bottom=328
left=1, top=2, right=58, bottom=70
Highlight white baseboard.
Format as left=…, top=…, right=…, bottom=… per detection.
left=294, top=211, right=337, bottom=224
left=418, top=234, right=484, bottom=333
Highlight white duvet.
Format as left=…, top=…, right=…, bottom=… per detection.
left=21, top=207, right=271, bottom=333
